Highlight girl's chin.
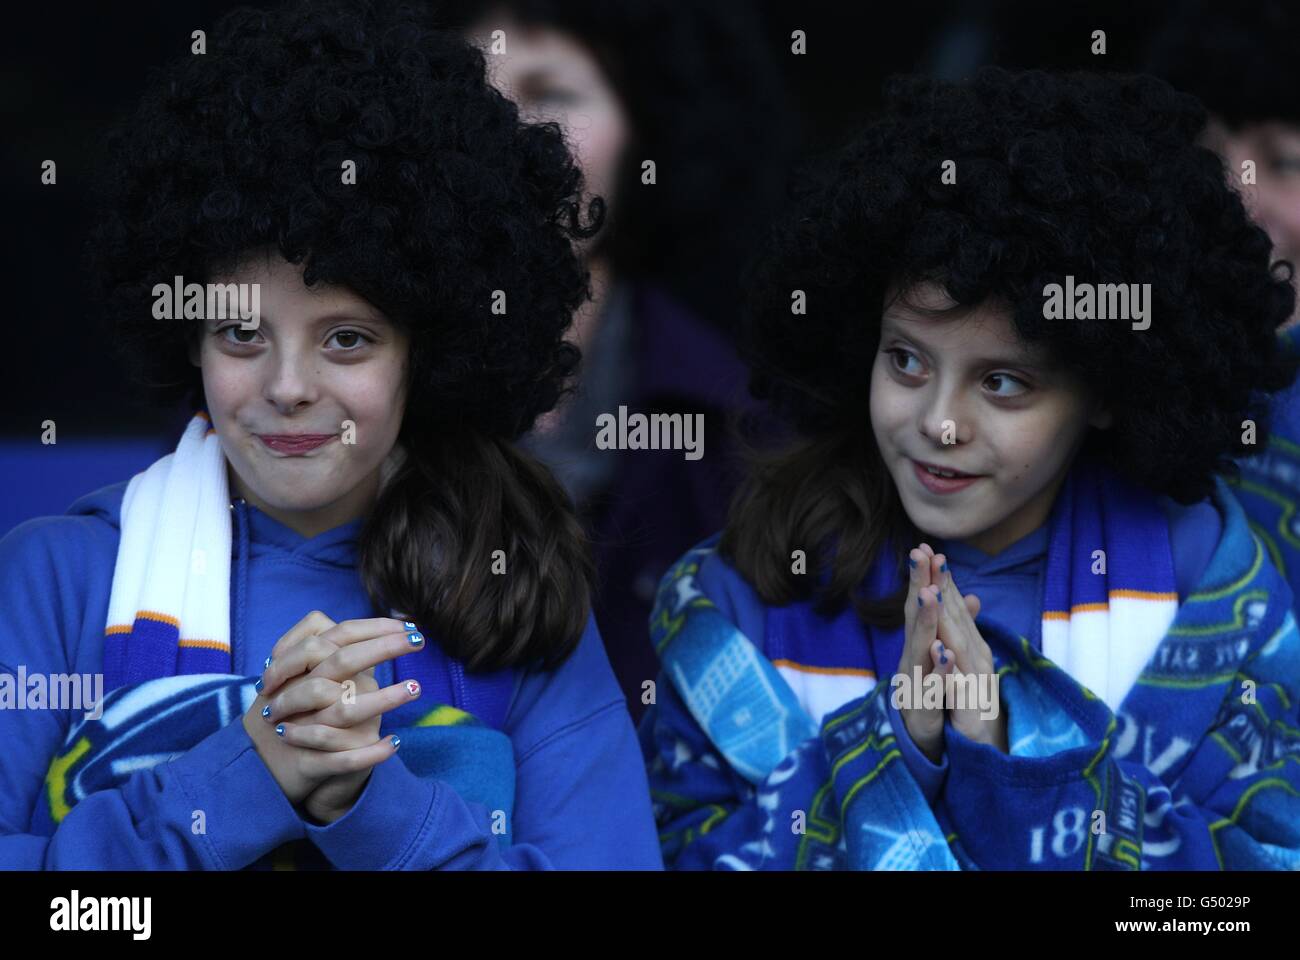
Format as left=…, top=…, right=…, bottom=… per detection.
left=898, top=499, right=985, bottom=543
left=239, top=480, right=348, bottom=510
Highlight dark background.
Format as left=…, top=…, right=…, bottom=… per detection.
left=0, top=0, right=1239, bottom=528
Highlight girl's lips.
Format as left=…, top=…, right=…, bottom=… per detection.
left=911, top=459, right=982, bottom=495
left=258, top=434, right=336, bottom=455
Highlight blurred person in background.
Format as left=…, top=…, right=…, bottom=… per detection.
left=441, top=0, right=798, bottom=721
left=1147, top=1, right=1300, bottom=611
left=1147, top=0, right=1300, bottom=330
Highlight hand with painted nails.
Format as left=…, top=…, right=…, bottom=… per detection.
left=932, top=565, right=1007, bottom=754
left=896, top=543, right=952, bottom=764
left=241, top=610, right=425, bottom=818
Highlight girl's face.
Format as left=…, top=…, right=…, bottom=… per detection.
left=869, top=283, right=1110, bottom=555
left=190, top=252, right=410, bottom=539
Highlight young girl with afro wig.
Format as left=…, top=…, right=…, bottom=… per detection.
left=0, top=0, right=660, bottom=870
left=642, top=67, right=1300, bottom=871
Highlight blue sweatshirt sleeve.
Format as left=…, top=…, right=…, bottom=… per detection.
left=0, top=515, right=306, bottom=869
left=304, top=616, right=663, bottom=870
left=884, top=696, right=949, bottom=805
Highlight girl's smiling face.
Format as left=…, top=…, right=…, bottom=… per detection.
left=869, top=283, right=1110, bottom=555
left=190, top=252, right=410, bottom=539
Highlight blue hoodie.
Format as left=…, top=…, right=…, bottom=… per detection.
left=0, top=480, right=663, bottom=870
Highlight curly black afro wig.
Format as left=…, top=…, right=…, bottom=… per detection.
left=86, top=0, right=599, bottom=442
left=724, top=67, right=1298, bottom=624
left=84, top=0, right=605, bottom=669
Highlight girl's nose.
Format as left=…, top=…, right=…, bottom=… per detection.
left=919, top=388, right=971, bottom=446
left=265, top=353, right=318, bottom=411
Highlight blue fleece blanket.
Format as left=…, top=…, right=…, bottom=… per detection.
left=1230, top=325, right=1300, bottom=616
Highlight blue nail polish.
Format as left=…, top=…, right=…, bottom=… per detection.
left=917, top=596, right=923, bottom=607
left=907, top=558, right=917, bottom=569
left=940, top=653, right=948, bottom=665
left=937, top=592, right=943, bottom=603
left=254, top=677, right=263, bottom=693
left=261, top=704, right=271, bottom=719
left=940, top=562, right=948, bottom=572
left=402, top=620, right=417, bottom=630
left=407, top=631, right=425, bottom=646
left=263, top=656, right=272, bottom=669
left=275, top=723, right=285, bottom=737
left=390, top=735, right=401, bottom=750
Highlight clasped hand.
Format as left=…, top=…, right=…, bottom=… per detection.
left=241, top=611, right=427, bottom=824
left=895, top=543, right=1008, bottom=762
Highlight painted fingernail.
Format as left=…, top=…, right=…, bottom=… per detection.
left=402, top=620, right=418, bottom=630
left=254, top=677, right=263, bottom=693
left=917, top=596, right=923, bottom=607
left=940, top=562, right=948, bottom=572
left=263, top=656, right=273, bottom=669
left=275, top=723, right=285, bottom=737
left=261, top=704, right=272, bottom=720
left=390, top=735, right=401, bottom=750
left=937, top=592, right=943, bottom=603
left=406, top=680, right=420, bottom=697
left=407, top=631, right=425, bottom=646
left=940, top=653, right=949, bottom=665
left=907, top=557, right=918, bottom=569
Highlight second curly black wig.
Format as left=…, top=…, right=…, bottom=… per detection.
left=85, top=0, right=604, bottom=669
left=723, top=67, right=1299, bottom=626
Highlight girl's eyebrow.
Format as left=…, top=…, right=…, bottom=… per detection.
left=310, top=311, right=389, bottom=327
left=880, top=315, right=1048, bottom=371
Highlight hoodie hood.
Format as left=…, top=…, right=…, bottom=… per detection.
left=65, top=479, right=363, bottom=568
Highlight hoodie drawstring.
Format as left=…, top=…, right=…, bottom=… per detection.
left=232, top=498, right=250, bottom=673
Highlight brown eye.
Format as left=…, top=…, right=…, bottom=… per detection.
left=220, top=325, right=260, bottom=344
left=985, top=372, right=1029, bottom=398
left=889, top=348, right=922, bottom=376
left=329, top=330, right=371, bottom=350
